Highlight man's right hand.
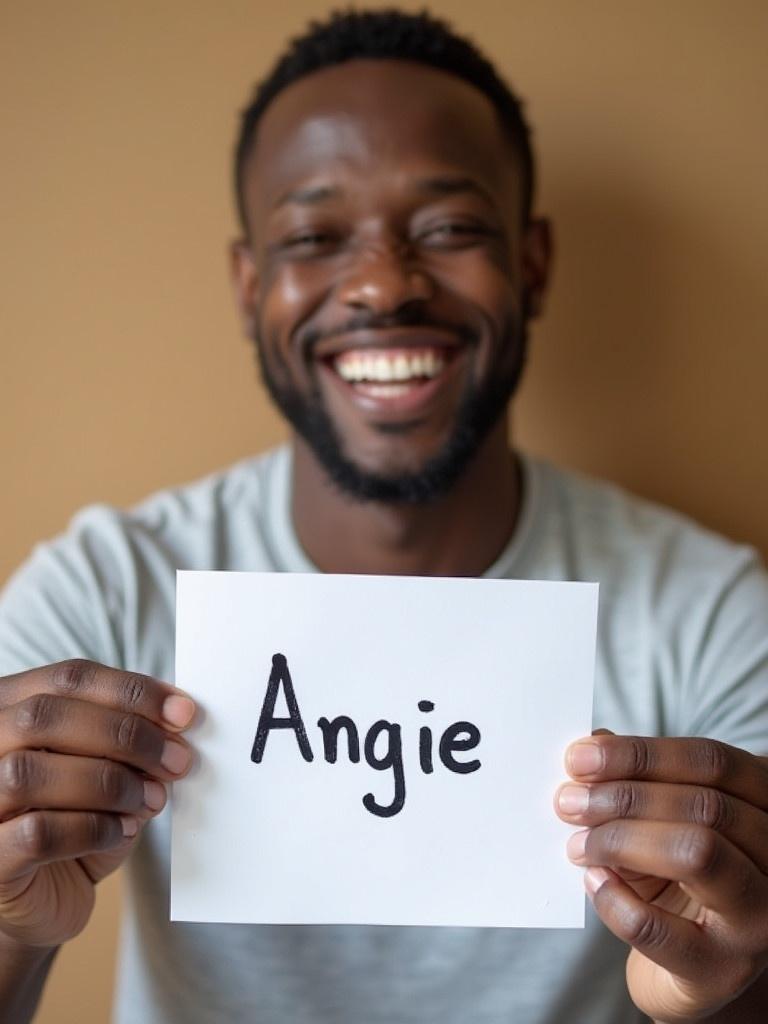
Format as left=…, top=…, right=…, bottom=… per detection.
left=0, top=659, right=195, bottom=949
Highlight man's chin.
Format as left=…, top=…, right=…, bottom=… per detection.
left=312, top=455, right=466, bottom=505
left=297, top=412, right=492, bottom=505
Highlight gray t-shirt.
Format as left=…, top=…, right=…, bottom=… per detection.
left=2, top=446, right=767, bottom=1024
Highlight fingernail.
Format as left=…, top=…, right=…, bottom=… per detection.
left=567, top=828, right=590, bottom=862
left=121, top=815, right=138, bottom=837
left=143, top=780, right=166, bottom=811
left=584, top=866, right=611, bottom=897
left=567, top=742, right=603, bottom=776
left=162, top=694, right=196, bottom=729
left=161, top=739, right=191, bottom=774
left=558, top=785, right=590, bottom=815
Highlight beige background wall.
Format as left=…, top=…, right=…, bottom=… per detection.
left=1, top=2, right=766, bottom=1020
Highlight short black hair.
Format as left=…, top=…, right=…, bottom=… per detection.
left=233, top=7, right=535, bottom=232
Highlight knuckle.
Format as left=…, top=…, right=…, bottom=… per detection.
left=695, top=739, right=731, bottom=786
left=85, top=811, right=112, bottom=848
left=14, top=693, right=56, bottom=737
left=596, top=822, right=625, bottom=859
left=121, top=673, right=148, bottom=711
left=97, top=761, right=133, bottom=807
left=0, top=750, right=35, bottom=799
left=621, top=903, right=669, bottom=950
left=114, top=713, right=140, bottom=754
left=628, top=738, right=653, bottom=777
left=16, top=812, right=54, bottom=859
left=691, top=787, right=734, bottom=833
left=674, top=825, right=721, bottom=878
left=613, top=781, right=640, bottom=819
left=50, top=659, right=95, bottom=696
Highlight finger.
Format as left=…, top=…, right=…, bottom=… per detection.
left=565, top=735, right=768, bottom=813
left=0, top=660, right=196, bottom=732
left=0, top=750, right=167, bottom=821
left=555, top=780, right=768, bottom=874
left=0, top=810, right=136, bottom=883
left=568, top=820, right=768, bottom=919
left=584, top=866, right=716, bottom=982
left=0, top=695, right=193, bottom=781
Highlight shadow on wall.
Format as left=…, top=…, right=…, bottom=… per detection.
left=518, top=172, right=767, bottom=558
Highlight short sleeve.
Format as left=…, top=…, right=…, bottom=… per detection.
left=678, top=550, right=768, bottom=756
left=0, top=510, right=125, bottom=677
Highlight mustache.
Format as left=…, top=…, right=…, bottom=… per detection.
left=298, top=307, right=478, bottom=358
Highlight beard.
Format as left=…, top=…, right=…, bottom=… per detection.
left=254, top=312, right=529, bottom=505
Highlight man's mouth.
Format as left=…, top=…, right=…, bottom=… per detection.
left=329, top=346, right=449, bottom=398
left=312, top=326, right=469, bottom=420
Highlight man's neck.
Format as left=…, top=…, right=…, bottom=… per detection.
left=290, top=423, right=521, bottom=577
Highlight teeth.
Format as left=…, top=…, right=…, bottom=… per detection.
left=363, top=384, right=412, bottom=397
left=393, top=355, right=409, bottom=380
left=334, top=349, right=446, bottom=384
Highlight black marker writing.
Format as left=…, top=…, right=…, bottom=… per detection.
left=251, top=653, right=314, bottom=763
left=439, top=721, right=482, bottom=774
left=362, top=720, right=405, bottom=817
left=251, top=654, right=482, bottom=818
left=317, top=715, right=361, bottom=763
left=418, top=699, right=435, bottom=774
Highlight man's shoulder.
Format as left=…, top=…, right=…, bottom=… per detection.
left=0, top=446, right=291, bottom=672
left=3, top=445, right=290, bottom=605
left=533, top=456, right=762, bottom=584
left=67, top=444, right=288, bottom=547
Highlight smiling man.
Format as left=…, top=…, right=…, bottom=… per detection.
left=231, top=43, right=548, bottom=575
left=1, top=9, right=768, bottom=1024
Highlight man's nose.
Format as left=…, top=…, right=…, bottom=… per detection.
left=336, top=246, right=435, bottom=315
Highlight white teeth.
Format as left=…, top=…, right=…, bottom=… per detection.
left=393, top=355, right=409, bottom=380
left=334, top=350, right=446, bottom=384
left=363, top=383, right=412, bottom=397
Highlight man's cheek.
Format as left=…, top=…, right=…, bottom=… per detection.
left=268, top=265, right=313, bottom=312
left=264, top=269, right=330, bottom=350
left=256, top=300, right=303, bottom=381
left=258, top=279, right=298, bottom=341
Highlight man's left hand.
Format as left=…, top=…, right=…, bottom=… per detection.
left=555, top=734, right=768, bottom=1022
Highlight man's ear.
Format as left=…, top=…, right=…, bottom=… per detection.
left=229, top=239, right=260, bottom=337
left=521, top=217, right=553, bottom=319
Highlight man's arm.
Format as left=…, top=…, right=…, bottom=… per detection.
left=0, top=934, right=57, bottom=1024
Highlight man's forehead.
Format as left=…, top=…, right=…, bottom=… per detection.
left=244, top=59, right=520, bottom=209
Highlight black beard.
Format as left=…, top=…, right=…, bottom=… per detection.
left=254, top=316, right=528, bottom=505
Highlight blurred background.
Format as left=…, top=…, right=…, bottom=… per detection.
left=1, top=1, right=766, bottom=1020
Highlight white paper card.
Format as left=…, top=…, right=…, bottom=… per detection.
left=171, top=571, right=597, bottom=928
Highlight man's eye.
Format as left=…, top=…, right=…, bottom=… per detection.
left=418, top=223, right=493, bottom=247
left=282, top=232, right=336, bottom=252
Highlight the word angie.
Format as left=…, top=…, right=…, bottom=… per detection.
left=251, top=653, right=482, bottom=818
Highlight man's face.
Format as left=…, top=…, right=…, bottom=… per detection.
left=233, top=59, right=549, bottom=502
